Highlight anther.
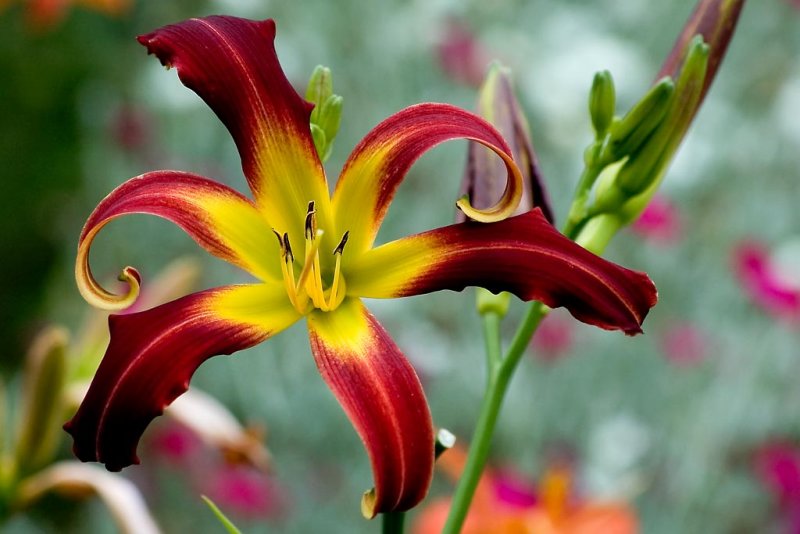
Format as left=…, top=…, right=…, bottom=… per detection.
left=305, top=201, right=317, bottom=240
left=333, top=231, right=350, bottom=256
left=282, top=232, right=294, bottom=263
left=272, top=229, right=284, bottom=249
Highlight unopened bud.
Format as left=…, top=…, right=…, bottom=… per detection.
left=306, top=65, right=333, bottom=119
left=657, top=0, right=745, bottom=108
left=458, top=63, right=554, bottom=224
left=615, top=38, right=709, bottom=197
left=589, top=70, right=616, bottom=139
left=604, top=77, right=674, bottom=162
left=476, top=287, right=511, bottom=317
left=16, top=327, right=68, bottom=470
left=306, top=66, right=343, bottom=162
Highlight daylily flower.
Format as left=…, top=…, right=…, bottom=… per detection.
left=64, top=16, right=657, bottom=517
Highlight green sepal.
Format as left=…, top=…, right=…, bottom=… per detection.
left=589, top=70, right=616, bottom=139
left=604, top=77, right=675, bottom=162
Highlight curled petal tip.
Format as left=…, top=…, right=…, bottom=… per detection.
left=455, top=146, right=524, bottom=223
left=76, top=238, right=141, bottom=311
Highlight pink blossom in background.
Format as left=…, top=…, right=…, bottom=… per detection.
left=658, top=322, right=707, bottom=367
left=205, top=466, right=288, bottom=520
left=733, top=241, right=800, bottom=322
left=436, top=19, right=490, bottom=87
left=492, top=469, right=539, bottom=509
left=532, top=312, right=575, bottom=362
left=754, top=442, right=800, bottom=532
left=147, top=421, right=287, bottom=520
left=631, top=195, right=682, bottom=244
left=149, top=424, right=201, bottom=465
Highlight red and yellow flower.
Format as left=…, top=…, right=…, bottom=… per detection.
left=64, top=16, right=657, bottom=517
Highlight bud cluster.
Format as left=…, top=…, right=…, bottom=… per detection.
left=306, top=65, right=344, bottom=162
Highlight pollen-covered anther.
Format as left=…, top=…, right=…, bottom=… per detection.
left=273, top=229, right=300, bottom=311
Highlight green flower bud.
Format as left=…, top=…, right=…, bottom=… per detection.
left=318, top=94, right=343, bottom=153
left=306, top=66, right=343, bottom=162
left=306, top=65, right=333, bottom=122
left=16, top=327, right=68, bottom=470
left=604, top=77, right=674, bottom=162
left=591, top=159, right=627, bottom=214
left=589, top=70, right=616, bottom=139
left=476, top=287, right=511, bottom=317
left=309, top=124, right=328, bottom=162
left=615, top=37, right=708, bottom=197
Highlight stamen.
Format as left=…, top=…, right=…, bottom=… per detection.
left=333, top=231, right=350, bottom=255
left=327, top=231, right=350, bottom=309
left=282, top=232, right=294, bottom=264
left=296, top=229, right=324, bottom=296
left=272, top=229, right=283, bottom=249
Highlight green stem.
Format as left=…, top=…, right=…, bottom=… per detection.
left=482, top=312, right=503, bottom=375
left=563, top=162, right=603, bottom=238
left=381, top=511, right=405, bottom=534
left=442, top=303, right=548, bottom=534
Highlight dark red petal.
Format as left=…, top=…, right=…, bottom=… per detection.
left=137, top=16, right=330, bottom=239
left=347, top=209, right=657, bottom=335
left=64, top=285, right=299, bottom=471
left=306, top=299, right=434, bottom=517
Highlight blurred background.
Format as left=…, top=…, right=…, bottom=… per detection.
left=1, top=0, right=799, bottom=532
